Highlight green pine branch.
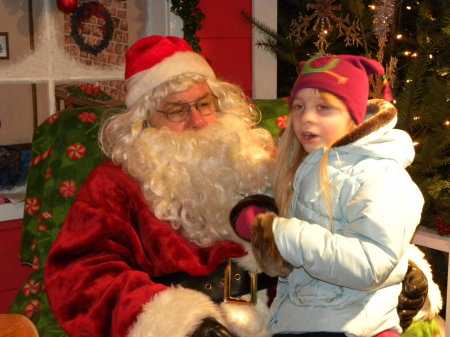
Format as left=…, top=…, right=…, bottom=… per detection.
left=395, top=35, right=446, bottom=131
left=241, top=10, right=303, bottom=67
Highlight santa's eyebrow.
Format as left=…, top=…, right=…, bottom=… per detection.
left=165, top=92, right=211, bottom=105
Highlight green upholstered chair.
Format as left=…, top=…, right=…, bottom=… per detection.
left=8, top=101, right=441, bottom=337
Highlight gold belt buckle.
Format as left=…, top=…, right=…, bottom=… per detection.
left=223, top=259, right=257, bottom=305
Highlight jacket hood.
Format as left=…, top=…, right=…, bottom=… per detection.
left=332, top=99, right=415, bottom=168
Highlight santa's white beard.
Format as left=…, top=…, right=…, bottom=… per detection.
left=123, top=115, right=274, bottom=246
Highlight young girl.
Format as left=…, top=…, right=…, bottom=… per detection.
left=251, top=55, right=425, bottom=337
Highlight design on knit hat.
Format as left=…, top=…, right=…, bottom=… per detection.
left=124, top=35, right=215, bottom=108
left=289, top=54, right=393, bottom=125
left=301, top=56, right=348, bottom=85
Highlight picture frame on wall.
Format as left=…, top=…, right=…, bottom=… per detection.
left=0, top=32, right=9, bottom=59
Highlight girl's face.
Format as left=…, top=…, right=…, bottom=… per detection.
left=291, top=88, right=355, bottom=153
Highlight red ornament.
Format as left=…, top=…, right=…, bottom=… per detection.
left=65, top=95, right=74, bottom=109
left=434, top=216, right=450, bottom=236
left=57, top=0, right=78, bottom=14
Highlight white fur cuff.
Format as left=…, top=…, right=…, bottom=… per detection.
left=406, top=244, right=443, bottom=321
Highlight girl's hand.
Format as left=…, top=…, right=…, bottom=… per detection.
left=251, top=212, right=294, bottom=277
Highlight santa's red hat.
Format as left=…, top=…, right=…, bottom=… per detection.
left=289, top=54, right=393, bottom=124
left=125, top=35, right=216, bottom=108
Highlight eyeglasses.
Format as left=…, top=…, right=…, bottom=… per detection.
left=157, top=94, right=218, bottom=122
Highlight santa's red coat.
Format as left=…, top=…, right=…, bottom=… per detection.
left=45, top=161, right=271, bottom=337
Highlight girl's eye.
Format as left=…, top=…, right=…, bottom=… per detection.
left=317, top=104, right=329, bottom=110
left=317, top=105, right=332, bottom=114
left=292, top=104, right=304, bottom=112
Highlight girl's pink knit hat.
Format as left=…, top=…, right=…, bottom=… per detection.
left=289, top=54, right=393, bottom=124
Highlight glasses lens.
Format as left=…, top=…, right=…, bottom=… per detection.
left=165, top=105, right=189, bottom=122
left=162, top=94, right=217, bottom=122
left=196, top=95, right=217, bottom=116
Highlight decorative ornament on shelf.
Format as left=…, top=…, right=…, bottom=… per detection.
left=65, top=84, right=112, bottom=108
left=57, top=0, right=78, bottom=14
left=70, top=1, right=114, bottom=56
left=67, top=84, right=112, bottom=100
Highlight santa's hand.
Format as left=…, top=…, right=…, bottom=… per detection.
left=191, top=317, right=237, bottom=337
left=229, top=194, right=278, bottom=241
left=251, top=212, right=294, bottom=278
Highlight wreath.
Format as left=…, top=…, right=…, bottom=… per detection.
left=70, top=1, right=114, bottom=56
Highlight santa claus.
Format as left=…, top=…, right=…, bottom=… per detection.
left=44, top=35, right=278, bottom=337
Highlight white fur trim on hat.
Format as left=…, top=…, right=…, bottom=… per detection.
left=125, top=51, right=215, bottom=108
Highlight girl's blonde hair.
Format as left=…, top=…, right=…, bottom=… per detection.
left=273, top=90, right=356, bottom=221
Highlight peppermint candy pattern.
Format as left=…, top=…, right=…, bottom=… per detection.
left=59, top=180, right=77, bottom=198
left=32, top=256, right=40, bottom=270
left=47, top=112, right=61, bottom=124
left=78, top=112, right=98, bottom=123
left=30, top=148, right=53, bottom=168
left=22, top=280, right=41, bottom=297
left=24, top=299, right=42, bottom=319
left=25, top=197, right=41, bottom=215
left=276, top=115, right=289, bottom=129
left=67, top=143, right=86, bottom=160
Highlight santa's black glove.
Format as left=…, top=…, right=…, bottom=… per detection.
left=191, top=317, right=237, bottom=337
left=397, top=260, right=428, bottom=330
left=229, top=194, right=279, bottom=241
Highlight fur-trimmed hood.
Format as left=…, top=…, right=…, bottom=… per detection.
left=332, top=99, right=415, bottom=169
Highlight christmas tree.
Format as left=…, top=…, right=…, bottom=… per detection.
left=246, top=0, right=450, bottom=233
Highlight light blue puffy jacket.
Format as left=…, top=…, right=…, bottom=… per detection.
left=269, top=100, right=424, bottom=336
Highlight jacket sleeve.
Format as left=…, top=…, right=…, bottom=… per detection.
left=272, top=161, right=424, bottom=290
left=44, top=163, right=227, bottom=337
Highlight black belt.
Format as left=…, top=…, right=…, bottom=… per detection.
left=153, top=259, right=278, bottom=304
